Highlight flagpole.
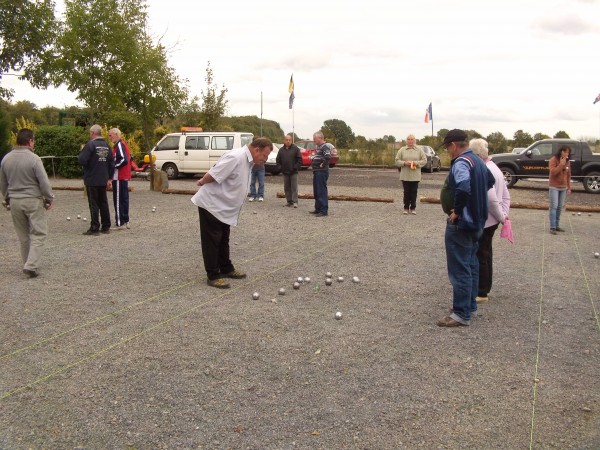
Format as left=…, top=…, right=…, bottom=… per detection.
left=260, top=91, right=263, bottom=136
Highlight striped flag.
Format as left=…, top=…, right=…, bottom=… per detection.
left=424, top=103, right=432, bottom=123
left=288, top=74, right=295, bottom=109
left=594, top=93, right=600, bottom=104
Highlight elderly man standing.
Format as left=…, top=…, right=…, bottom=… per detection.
left=438, top=129, right=494, bottom=328
left=276, top=134, right=302, bottom=208
left=0, top=128, right=55, bottom=278
left=310, top=131, right=330, bottom=217
left=470, top=138, right=510, bottom=303
left=107, top=128, right=131, bottom=229
left=191, top=137, right=273, bottom=289
left=78, top=124, right=114, bottom=235
left=395, top=134, right=428, bottom=215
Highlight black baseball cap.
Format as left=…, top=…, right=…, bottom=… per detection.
left=441, top=129, right=468, bottom=148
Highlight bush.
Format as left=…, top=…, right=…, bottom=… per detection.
left=35, top=126, right=88, bottom=178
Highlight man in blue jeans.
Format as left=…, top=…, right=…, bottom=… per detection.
left=248, top=162, right=265, bottom=202
left=310, top=131, right=330, bottom=217
left=438, top=129, right=494, bottom=327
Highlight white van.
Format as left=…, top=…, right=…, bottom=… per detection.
left=151, top=130, right=254, bottom=178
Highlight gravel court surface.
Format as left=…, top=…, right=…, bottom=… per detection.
left=0, top=173, right=598, bottom=449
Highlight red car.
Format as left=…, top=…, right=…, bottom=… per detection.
left=295, top=140, right=339, bottom=168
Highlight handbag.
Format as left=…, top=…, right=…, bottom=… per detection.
left=500, top=218, right=514, bottom=244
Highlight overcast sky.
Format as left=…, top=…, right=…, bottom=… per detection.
left=4, top=0, right=600, bottom=142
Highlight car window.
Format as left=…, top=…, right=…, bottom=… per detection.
left=156, top=135, right=180, bottom=151
left=185, top=136, right=209, bottom=150
left=530, top=143, right=552, bottom=156
left=212, top=136, right=234, bottom=150
left=241, top=135, right=253, bottom=147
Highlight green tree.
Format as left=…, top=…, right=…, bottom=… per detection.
left=322, top=119, right=355, bottom=148
left=486, top=131, right=507, bottom=154
left=201, top=62, right=228, bottom=131
left=0, top=106, right=10, bottom=159
left=0, top=0, right=57, bottom=99
left=554, top=130, right=570, bottom=138
left=533, top=132, right=550, bottom=141
left=512, top=129, right=534, bottom=148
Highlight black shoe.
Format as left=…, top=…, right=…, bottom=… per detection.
left=23, top=269, right=38, bottom=278
left=555, top=227, right=566, bottom=232
left=100, top=228, right=110, bottom=234
left=83, top=229, right=100, bottom=236
left=309, top=210, right=319, bottom=214
left=315, top=212, right=328, bottom=217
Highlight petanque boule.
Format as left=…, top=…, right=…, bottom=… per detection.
left=66, top=217, right=71, bottom=221
left=326, top=271, right=332, bottom=278
left=578, top=212, right=581, bottom=216
left=83, top=217, right=87, bottom=221
left=77, top=214, right=81, bottom=219
left=595, top=252, right=599, bottom=259
left=335, top=311, right=343, bottom=320
left=325, top=278, right=333, bottom=286
left=304, top=277, right=311, bottom=283
left=293, top=282, right=300, bottom=289
left=352, top=276, right=360, bottom=283
left=278, top=288, right=286, bottom=295
left=252, top=292, right=260, bottom=300
left=337, top=276, right=344, bottom=282
left=297, top=277, right=304, bottom=283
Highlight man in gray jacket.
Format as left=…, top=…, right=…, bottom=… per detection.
left=276, top=134, right=302, bottom=207
left=0, top=128, right=55, bottom=278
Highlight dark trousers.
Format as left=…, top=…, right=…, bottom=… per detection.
left=198, top=207, right=235, bottom=280
left=86, top=185, right=111, bottom=231
left=477, top=223, right=499, bottom=296
left=402, top=180, right=419, bottom=210
left=112, top=180, right=130, bottom=226
left=312, top=170, right=329, bottom=214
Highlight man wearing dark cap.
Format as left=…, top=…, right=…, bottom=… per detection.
left=438, top=129, right=494, bottom=327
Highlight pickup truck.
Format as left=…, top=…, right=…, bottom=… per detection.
left=490, top=139, right=600, bottom=194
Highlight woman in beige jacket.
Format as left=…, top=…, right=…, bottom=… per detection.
left=395, top=134, right=428, bottom=214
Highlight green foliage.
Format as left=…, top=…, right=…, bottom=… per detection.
left=0, top=107, right=10, bottom=160
left=34, top=125, right=88, bottom=178
left=322, top=119, right=355, bottom=148
left=0, top=0, right=57, bottom=99
left=201, top=62, right=228, bottom=131
left=486, top=131, right=507, bottom=154
left=513, top=129, right=534, bottom=148
left=533, top=132, right=550, bottom=141
left=554, top=130, right=570, bottom=138
left=101, top=110, right=140, bottom=136
left=221, top=115, right=284, bottom=143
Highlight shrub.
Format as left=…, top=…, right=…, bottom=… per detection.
left=35, top=126, right=88, bottom=178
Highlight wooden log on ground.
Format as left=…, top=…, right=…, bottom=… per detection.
left=277, top=192, right=394, bottom=203
left=420, top=196, right=600, bottom=212
left=53, top=185, right=134, bottom=192
left=162, top=188, right=197, bottom=195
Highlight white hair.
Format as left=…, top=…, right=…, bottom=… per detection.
left=109, top=128, right=121, bottom=138
left=90, top=124, right=102, bottom=136
left=470, top=138, right=489, bottom=158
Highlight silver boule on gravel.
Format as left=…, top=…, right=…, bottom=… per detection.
left=578, top=212, right=581, bottom=216
left=252, top=292, right=260, bottom=300
left=337, top=276, right=344, bottom=282
left=335, top=311, right=343, bottom=320
left=77, top=214, right=81, bottom=219
left=297, top=277, right=304, bottom=283
left=293, top=282, right=300, bottom=289
left=67, top=217, right=71, bottom=221
left=352, top=276, right=360, bottom=283
left=304, top=277, right=311, bottom=283
left=279, top=288, right=286, bottom=295
left=595, top=252, right=600, bottom=259
left=326, top=271, right=332, bottom=278
left=83, top=217, right=87, bottom=221
left=325, top=278, right=333, bottom=286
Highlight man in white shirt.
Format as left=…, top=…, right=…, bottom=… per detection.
left=191, top=137, right=273, bottom=288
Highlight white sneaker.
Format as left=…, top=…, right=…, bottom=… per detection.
left=248, top=197, right=255, bottom=202
left=258, top=197, right=264, bottom=202
left=293, top=203, right=298, bottom=208
left=125, top=222, right=130, bottom=229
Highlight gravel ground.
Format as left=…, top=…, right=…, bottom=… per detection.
left=1, top=168, right=598, bottom=449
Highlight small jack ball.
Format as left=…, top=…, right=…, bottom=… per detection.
left=352, top=276, right=360, bottom=283
left=335, top=312, right=342, bottom=320
left=279, top=288, right=286, bottom=295
left=252, top=292, right=260, bottom=300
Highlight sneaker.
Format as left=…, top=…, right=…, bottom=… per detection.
left=293, top=203, right=298, bottom=208
left=284, top=203, right=292, bottom=207
left=556, top=227, right=566, bottom=232
left=437, top=316, right=468, bottom=327
left=207, top=278, right=230, bottom=289
left=100, top=228, right=110, bottom=234
left=309, top=210, right=319, bottom=214
left=258, top=197, right=264, bottom=202
left=550, top=228, right=557, bottom=235
left=23, top=269, right=39, bottom=278
left=83, top=229, right=100, bottom=236
left=403, top=209, right=409, bottom=215
left=248, top=197, right=255, bottom=202
left=315, top=212, right=328, bottom=217
left=476, top=295, right=488, bottom=303
left=223, top=270, right=247, bottom=279
left=125, top=222, right=130, bottom=229
left=410, top=209, right=417, bottom=215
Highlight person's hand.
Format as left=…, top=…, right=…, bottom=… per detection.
left=567, top=188, right=571, bottom=194
left=196, top=179, right=203, bottom=186
left=449, top=210, right=459, bottom=223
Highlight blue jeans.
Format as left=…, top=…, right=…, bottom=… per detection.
left=549, top=187, right=566, bottom=229
left=445, top=222, right=482, bottom=324
left=313, top=170, right=329, bottom=214
left=249, top=169, right=265, bottom=198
